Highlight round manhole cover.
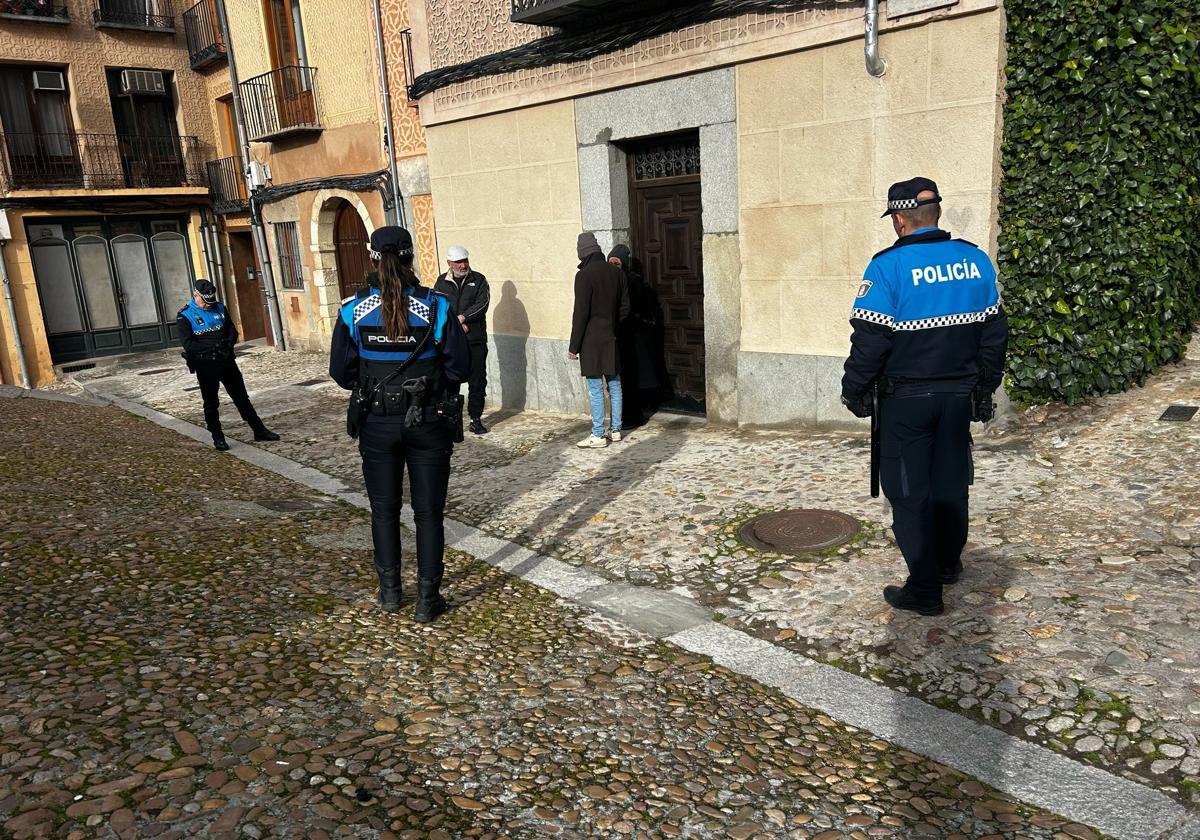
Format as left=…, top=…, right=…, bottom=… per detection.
left=739, top=509, right=861, bottom=554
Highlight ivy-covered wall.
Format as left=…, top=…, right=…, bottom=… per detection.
left=997, top=1, right=1200, bottom=404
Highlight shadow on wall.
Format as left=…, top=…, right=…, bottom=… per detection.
left=493, top=280, right=529, bottom=412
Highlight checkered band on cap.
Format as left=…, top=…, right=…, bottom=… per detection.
left=887, top=198, right=921, bottom=212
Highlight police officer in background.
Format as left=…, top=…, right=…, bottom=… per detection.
left=842, top=178, right=1008, bottom=616
left=330, top=227, right=471, bottom=622
left=177, top=279, right=279, bottom=451
left=434, top=245, right=491, bottom=435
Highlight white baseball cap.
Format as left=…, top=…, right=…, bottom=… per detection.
left=446, top=245, right=469, bottom=261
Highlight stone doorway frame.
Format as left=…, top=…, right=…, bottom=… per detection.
left=574, top=68, right=740, bottom=423
left=311, top=189, right=375, bottom=331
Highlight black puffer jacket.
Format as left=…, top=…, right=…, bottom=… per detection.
left=434, top=270, right=490, bottom=345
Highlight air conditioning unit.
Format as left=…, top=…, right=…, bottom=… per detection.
left=120, top=69, right=166, bottom=95
left=32, top=71, right=66, bottom=93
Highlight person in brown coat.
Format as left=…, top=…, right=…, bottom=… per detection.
left=568, top=232, right=630, bottom=448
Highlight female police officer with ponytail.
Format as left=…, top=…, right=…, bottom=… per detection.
left=329, top=226, right=470, bottom=622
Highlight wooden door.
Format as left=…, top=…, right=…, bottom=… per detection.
left=334, top=203, right=370, bottom=298
left=629, top=133, right=705, bottom=410
left=228, top=232, right=267, bottom=342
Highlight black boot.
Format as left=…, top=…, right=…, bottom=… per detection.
left=375, top=562, right=401, bottom=613
left=212, top=434, right=230, bottom=451
left=883, top=585, right=944, bottom=616
left=253, top=426, right=280, bottom=442
left=413, top=578, right=446, bottom=623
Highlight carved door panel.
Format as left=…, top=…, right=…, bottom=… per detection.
left=629, top=132, right=704, bottom=410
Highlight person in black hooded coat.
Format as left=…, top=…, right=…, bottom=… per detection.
left=568, top=233, right=629, bottom=447
left=608, top=244, right=647, bottom=428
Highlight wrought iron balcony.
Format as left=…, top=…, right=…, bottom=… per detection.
left=206, top=155, right=248, bottom=214
left=0, top=132, right=206, bottom=192
left=510, top=0, right=672, bottom=26
left=182, top=0, right=226, bottom=69
left=93, top=0, right=174, bottom=32
left=239, top=66, right=322, bottom=142
left=0, top=0, right=68, bottom=23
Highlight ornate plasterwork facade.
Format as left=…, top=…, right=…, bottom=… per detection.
left=381, top=0, right=428, bottom=157
left=416, top=0, right=997, bottom=125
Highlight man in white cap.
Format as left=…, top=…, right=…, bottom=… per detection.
left=434, top=245, right=491, bottom=434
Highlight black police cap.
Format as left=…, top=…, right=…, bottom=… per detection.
left=881, top=176, right=941, bottom=217
left=369, top=226, right=414, bottom=258
left=194, top=279, right=218, bottom=304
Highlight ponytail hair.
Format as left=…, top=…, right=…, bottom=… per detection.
left=375, top=252, right=421, bottom=339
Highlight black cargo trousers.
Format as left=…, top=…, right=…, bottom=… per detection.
left=194, top=358, right=267, bottom=439
left=879, top=391, right=973, bottom=601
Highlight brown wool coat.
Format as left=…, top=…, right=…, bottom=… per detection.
left=569, top=252, right=631, bottom=378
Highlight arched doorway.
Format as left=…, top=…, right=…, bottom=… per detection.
left=333, top=201, right=370, bottom=299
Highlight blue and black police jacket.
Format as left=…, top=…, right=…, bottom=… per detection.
left=842, top=227, right=1009, bottom=399
left=328, top=283, right=471, bottom=391
left=177, top=300, right=236, bottom=356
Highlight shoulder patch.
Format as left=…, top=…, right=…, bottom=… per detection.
left=856, top=280, right=873, bottom=298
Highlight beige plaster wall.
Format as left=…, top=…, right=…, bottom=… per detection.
left=225, top=0, right=376, bottom=131
left=737, top=10, right=1005, bottom=357
left=426, top=99, right=581, bottom=342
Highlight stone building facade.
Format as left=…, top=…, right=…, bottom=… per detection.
left=402, top=0, right=1006, bottom=426
left=0, top=0, right=220, bottom=385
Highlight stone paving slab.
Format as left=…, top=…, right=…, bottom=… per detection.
left=64, top=338, right=1200, bottom=808
left=0, top=396, right=1116, bottom=840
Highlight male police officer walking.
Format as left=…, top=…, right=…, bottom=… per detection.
left=434, top=246, right=491, bottom=434
left=177, top=279, right=280, bottom=451
left=841, top=178, right=1008, bottom=616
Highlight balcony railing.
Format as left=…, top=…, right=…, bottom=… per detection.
left=182, top=0, right=225, bottom=69
left=0, top=132, right=206, bottom=192
left=0, top=0, right=68, bottom=23
left=206, top=155, right=247, bottom=213
left=239, top=65, right=321, bottom=142
left=93, top=0, right=174, bottom=32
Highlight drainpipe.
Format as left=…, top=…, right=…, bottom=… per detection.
left=214, top=0, right=287, bottom=350
left=199, top=208, right=227, bottom=304
left=196, top=212, right=219, bottom=300
left=0, top=241, right=31, bottom=389
left=370, top=0, right=406, bottom=227
left=865, top=0, right=887, bottom=77
left=204, top=211, right=230, bottom=305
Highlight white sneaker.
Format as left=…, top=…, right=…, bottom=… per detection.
left=610, top=430, right=622, bottom=442
left=576, top=435, right=608, bottom=449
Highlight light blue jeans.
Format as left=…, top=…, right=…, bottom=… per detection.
left=586, top=376, right=622, bottom=438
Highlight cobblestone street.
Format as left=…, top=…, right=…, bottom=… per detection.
left=0, top=396, right=1116, bottom=840
left=66, top=335, right=1200, bottom=815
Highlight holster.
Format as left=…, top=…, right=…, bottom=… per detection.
left=346, top=384, right=372, bottom=440
left=437, top=394, right=465, bottom=443
left=971, top=387, right=996, bottom=423
left=181, top=351, right=195, bottom=374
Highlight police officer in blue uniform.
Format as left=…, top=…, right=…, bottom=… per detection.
left=177, top=279, right=279, bottom=451
left=842, top=178, right=1008, bottom=616
left=329, top=226, right=470, bottom=622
